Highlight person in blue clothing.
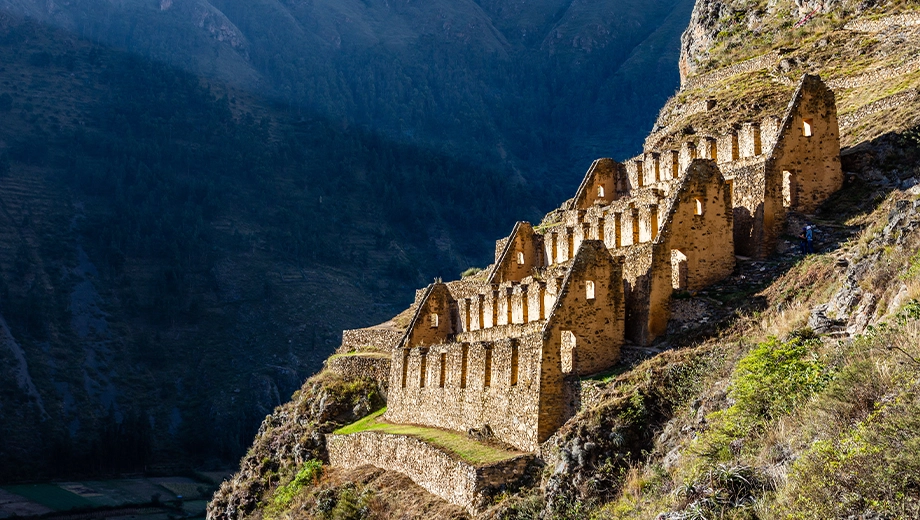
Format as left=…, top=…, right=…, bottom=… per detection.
left=801, top=225, right=814, bottom=254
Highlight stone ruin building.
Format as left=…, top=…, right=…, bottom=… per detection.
left=326, top=74, right=843, bottom=513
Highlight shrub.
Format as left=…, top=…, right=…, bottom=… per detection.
left=731, top=336, right=831, bottom=420
left=272, top=460, right=323, bottom=508
left=694, top=336, right=832, bottom=461
left=776, top=391, right=920, bottom=518
left=461, top=267, right=483, bottom=278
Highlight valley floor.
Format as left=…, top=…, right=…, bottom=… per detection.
left=0, top=473, right=227, bottom=520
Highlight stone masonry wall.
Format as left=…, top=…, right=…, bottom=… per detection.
left=543, top=240, right=625, bottom=377
left=325, top=354, right=391, bottom=386
left=385, top=334, right=545, bottom=451
left=724, top=161, right=768, bottom=257
left=572, top=158, right=624, bottom=210
left=341, top=328, right=404, bottom=352
left=539, top=241, right=625, bottom=438
left=839, top=89, right=919, bottom=131
left=769, top=74, right=842, bottom=214
left=489, top=222, right=545, bottom=284
left=844, top=12, right=920, bottom=33
left=681, top=50, right=782, bottom=91
left=401, top=284, right=457, bottom=349
left=663, top=160, right=735, bottom=291
left=327, top=431, right=535, bottom=515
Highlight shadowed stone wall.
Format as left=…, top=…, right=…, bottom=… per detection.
left=327, top=431, right=535, bottom=515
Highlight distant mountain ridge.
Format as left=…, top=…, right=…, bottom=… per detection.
left=0, top=0, right=695, bottom=480
left=1, top=0, right=695, bottom=171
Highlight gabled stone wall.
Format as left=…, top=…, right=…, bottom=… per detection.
left=401, top=284, right=458, bottom=349
left=661, top=160, right=735, bottom=291
left=542, top=241, right=625, bottom=377
left=572, top=158, right=627, bottom=210
left=489, top=222, right=545, bottom=284
left=768, top=74, right=842, bottom=215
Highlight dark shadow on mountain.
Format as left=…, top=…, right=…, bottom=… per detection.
left=0, top=14, right=559, bottom=482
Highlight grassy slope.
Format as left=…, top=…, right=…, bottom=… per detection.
left=576, top=190, right=920, bottom=519
left=333, top=408, right=524, bottom=465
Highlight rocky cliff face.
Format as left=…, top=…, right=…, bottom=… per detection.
left=679, top=0, right=858, bottom=81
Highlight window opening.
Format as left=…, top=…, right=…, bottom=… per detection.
left=477, top=295, right=484, bottom=330
left=597, top=185, right=605, bottom=198
left=429, top=312, right=439, bottom=328
left=631, top=211, right=640, bottom=244
left=671, top=250, right=688, bottom=290
left=695, top=199, right=704, bottom=216
left=783, top=170, right=797, bottom=208
left=516, top=251, right=525, bottom=265
left=439, top=353, right=446, bottom=388
left=510, top=345, right=519, bottom=386
left=585, top=280, right=595, bottom=300
left=460, top=345, right=468, bottom=389
left=401, top=349, right=409, bottom=388
left=561, top=331, right=575, bottom=374
left=484, top=348, right=492, bottom=388
left=803, top=118, right=813, bottom=137
left=419, top=350, right=427, bottom=388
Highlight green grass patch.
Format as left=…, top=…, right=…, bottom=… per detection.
left=461, top=266, right=484, bottom=278
left=692, top=334, right=834, bottom=462
left=334, top=408, right=521, bottom=465
left=583, top=365, right=630, bottom=383
left=271, top=460, right=323, bottom=509
left=334, top=407, right=388, bottom=435
left=2, top=484, right=93, bottom=510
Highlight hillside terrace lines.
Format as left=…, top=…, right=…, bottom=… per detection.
left=839, top=89, right=920, bottom=130
left=826, top=53, right=920, bottom=91
left=657, top=12, right=920, bottom=151
left=676, top=13, right=920, bottom=96
left=844, top=11, right=920, bottom=33
left=680, top=50, right=783, bottom=91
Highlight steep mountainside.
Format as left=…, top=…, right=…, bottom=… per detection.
left=0, top=16, right=545, bottom=480
left=0, top=0, right=696, bottom=481
left=208, top=0, right=920, bottom=518
left=0, top=0, right=695, bottom=172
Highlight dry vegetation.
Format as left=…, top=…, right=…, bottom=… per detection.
left=655, top=0, right=920, bottom=152
left=547, top=188, right=920, bottom=519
